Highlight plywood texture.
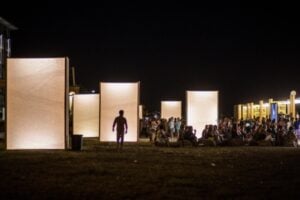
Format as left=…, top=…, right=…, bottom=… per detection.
left=7, top=58, right=67, bottom=149
left=100, top=83, right=139, bottom=142
left=73, top=94, right=99, bottom=137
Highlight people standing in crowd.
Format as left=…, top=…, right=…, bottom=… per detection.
left=175, top=118, right=181, bottom=138
left=168, top=117, right=175, bottom=139
left=294, top=117, right=300, bottom=146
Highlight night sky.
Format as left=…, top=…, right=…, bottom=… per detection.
left=2, top=2, right=300, bottom=116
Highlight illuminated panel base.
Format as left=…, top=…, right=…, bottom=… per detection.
left=187, top=91, right=218, bottom=138
left=73, top=94, right=99, bottom=137
left=7, top=58, right=68, bottom=149
left=161, top=101, right=182, bottom=119
left=100, top=82, right=139, bottom=142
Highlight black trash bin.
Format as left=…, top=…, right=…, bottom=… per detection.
left=72, top=134, right=83, bottom=150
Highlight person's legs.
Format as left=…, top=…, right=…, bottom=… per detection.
left=120, top=132, right=124, bottom=149
left=149, top=130, right=153, bottom=142
left=296, top=129, right=300, bottom=146
left=175, top=128, right=179, bottom=138
left=117, top=132, right=121, bottom=149
left=170, top=128, right=174, bottom=139
left=151, top=131, right=156, bottom=144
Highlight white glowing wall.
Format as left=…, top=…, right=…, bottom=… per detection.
left=161, top=101, right=182, bottom=119
left=7, top=58, right=68, bottom=149
left=100, top=83, right=139, bottom=142
left=73, top=94, right=99, bottom=137
left=187, top=91, right=218, bottom=138
left=139, top=105, right=143, bottom=119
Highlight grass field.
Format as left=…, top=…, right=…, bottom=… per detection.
left=0, top=139, right=300, bottom=199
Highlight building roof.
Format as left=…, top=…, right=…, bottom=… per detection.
left=0, top=17, right=17, bottom=30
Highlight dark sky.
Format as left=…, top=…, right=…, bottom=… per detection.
left=2, top=1, right=300, bottom=116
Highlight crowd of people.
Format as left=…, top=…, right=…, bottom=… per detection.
left=200, top=116, right=300, bottom=147
left=140, top=116, right=201, bottom=146
left=140, top=114, right=300, bottom=147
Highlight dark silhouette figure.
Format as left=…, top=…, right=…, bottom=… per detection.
left=112, top=110, right=128, bottom=150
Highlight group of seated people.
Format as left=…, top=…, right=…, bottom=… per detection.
left=200, top=117, right=300, bottom=147
left=141, top=115, right=300, bottom=147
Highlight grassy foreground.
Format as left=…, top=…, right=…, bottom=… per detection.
left=0, top=139, right=300, bottom=199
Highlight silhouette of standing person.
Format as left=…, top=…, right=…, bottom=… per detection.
left=112, top=110, right=128, bottom=150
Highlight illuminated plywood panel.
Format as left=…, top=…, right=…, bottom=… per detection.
left=73, top=94, right=99, bottom=137
left=100, top=82, right=139, bottom=142
left=161, top=101, right=182, bottom=119
left=7, top=58, right=68, bottom=149
left=139, top=105, right=143, bottom=119
left=187, top=91, right=218, bottom=138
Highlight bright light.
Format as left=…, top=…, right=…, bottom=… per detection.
left=73, top=94, right=99, bottom=137
left=282, top=99, right=300, bottom=105
left=277, top=101, right=289, bottom=105
left=161, top=101, right=182, bottom=119
left=100, top=82, right=139, bottom=142
left=7, top=58, right=67, bottom=149
left=187, top=91, right=218, bottom=138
